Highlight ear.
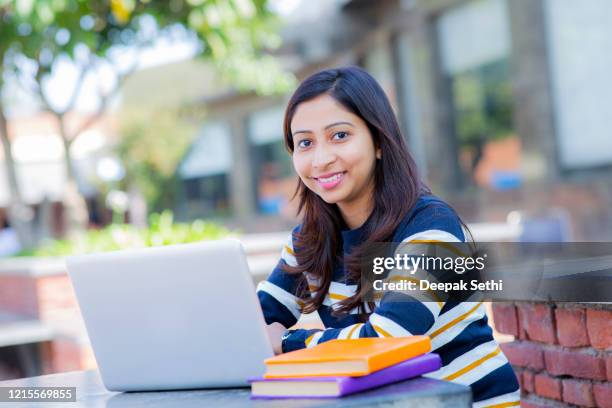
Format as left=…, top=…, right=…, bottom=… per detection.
left=376, top=148, right=382, bottom=160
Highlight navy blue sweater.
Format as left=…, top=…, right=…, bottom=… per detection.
left=257, top=195, right=520, bottom=406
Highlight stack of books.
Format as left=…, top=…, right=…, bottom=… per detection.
left=250, top=336, right=441, bottom=398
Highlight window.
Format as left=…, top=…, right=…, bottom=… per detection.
left=178, top=122, right=232, bottom=216
left=437, top=0, right=521, bottom=190
left=183, top=174, right=229, bottom=215
left=248, top=106, right=296, bottom=215
left=545, top=0, right=612, bottom=169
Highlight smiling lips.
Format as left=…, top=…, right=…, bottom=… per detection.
left=314, top=171, right=346, bottom=190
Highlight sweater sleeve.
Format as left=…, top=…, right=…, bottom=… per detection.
left=256, top=228, right=307, bottom=329
left=280, top=204, right=466, bottom=353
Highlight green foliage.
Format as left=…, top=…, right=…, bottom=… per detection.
left=18, top=210, right=232, bottom=257
left=452, top=59, right=514, bottom=147
left=0, top=0, right=294, bottom=94
left=114, top=107, right=195, bottom=213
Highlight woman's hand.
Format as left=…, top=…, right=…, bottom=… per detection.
left=266, top=322, right=286, bottom=355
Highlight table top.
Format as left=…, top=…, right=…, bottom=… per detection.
left=0, top=370, right=472, bottom=407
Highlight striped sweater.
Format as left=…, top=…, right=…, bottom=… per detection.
left=257, top=194, right=520, bottom=406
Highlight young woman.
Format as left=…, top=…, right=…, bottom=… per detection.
left=257, top=66, right=520, bottom=406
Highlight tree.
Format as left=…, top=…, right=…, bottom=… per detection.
left=0, top=5, right=36, bottom=247
left=0, top=0, right=294, bottom=247
left=114, top=106, right=196, bottom=215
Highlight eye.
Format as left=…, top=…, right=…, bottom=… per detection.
left=297, top=139, right=312, bottom=149
left=332, top=131, right=349, bottom=141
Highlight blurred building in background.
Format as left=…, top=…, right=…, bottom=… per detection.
left=0, top=112, right=116, bottom=241
left=156, top=0, right=611, bottom=239
left=1, top=0, right=611, bottom=239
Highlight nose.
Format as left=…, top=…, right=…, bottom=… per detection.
left=312, top=143, right=336, bottom=169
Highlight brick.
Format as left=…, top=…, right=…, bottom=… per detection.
left=520, top=400, right=546, bottom=408
left=594, top=382, right=612, bottom=408
left=545, top=348, right=607, bottom=380
left=516, top=309, right=527, bottom=340
left=555, top=307, right=589, bottom=347
left=50, top=338, right=96, bottom=373
left=492, top=303, right=518, bottom=336
left=534, top=373, right=562, bottom=401
left=586, top=309, right=612, bottom=350
left=518, top=303, right=557, bottom=344
left=501, top=341, right=544, bottom=370
left=521, top=394, right=568, bottom=408
left=51, top=339, right=82, bottom=372
left=562, top=378, right=595, bottom=407
left=0, top=276, right=39, bottom=317
left=36, top=275, right=78, bottom=321
left=39, top=341, right=55, bottom=375
left=607, top=355, right=612, bottom=382
left=523, top=369, right=535, bottom=393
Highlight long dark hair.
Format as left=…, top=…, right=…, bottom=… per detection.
left=283, top=66, right=431, bottom=317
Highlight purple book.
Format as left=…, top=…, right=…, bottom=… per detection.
left=250, top=353, right=441, bottom=399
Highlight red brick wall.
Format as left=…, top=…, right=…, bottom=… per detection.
left=0, top=274, right=80, bottom=322
left=0, top=270, right=94, bottom=377
left=493, top=302, right=612, bottom=408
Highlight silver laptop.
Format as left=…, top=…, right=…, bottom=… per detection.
left=66, top=239, right=274, bottom=392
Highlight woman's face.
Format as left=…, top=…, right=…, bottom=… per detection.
left=290, top=94, right=380, bottom=211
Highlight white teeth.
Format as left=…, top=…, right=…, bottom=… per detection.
left=319, top=173, right=343, bottom=183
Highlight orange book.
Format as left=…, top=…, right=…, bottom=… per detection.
left=263, top=336, right=431, bottom=378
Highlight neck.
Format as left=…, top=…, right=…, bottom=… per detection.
left=338, top=185, right=375, bottom=230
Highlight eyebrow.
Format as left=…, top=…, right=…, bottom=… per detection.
left=292, top=121, right=355, bottom=135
